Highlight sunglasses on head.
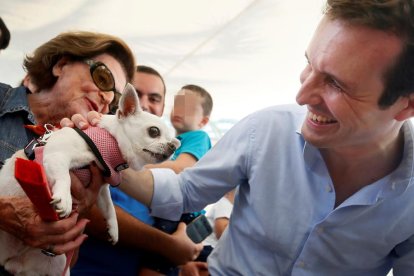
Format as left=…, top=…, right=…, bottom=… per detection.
left=83, top=59, right=122, bottom=114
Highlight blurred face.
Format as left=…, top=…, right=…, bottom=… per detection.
left=132, top=71, right=165, bottom=117
left=296, top=16, right=408, bottom=152
left=46, top=53, right=127, bottom=121
left=170, top=89, right=208, bottom=135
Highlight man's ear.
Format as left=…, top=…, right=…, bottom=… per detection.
left=394, top=94, right=414, bottom=121
left=52, top=57, right=70, bottom=77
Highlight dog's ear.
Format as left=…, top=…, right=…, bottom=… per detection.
left=117, top=83, right=143, bottom=118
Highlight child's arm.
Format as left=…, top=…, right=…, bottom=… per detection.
left=144, top=153, right=197, bottom=173
left=214, top=217, right=230, bottom=240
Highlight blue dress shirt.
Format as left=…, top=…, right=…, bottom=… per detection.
left=149, top=105, right=414, bottom=275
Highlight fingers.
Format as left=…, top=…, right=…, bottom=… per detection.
left=177, top=221, right=187, bottom=232
left=86, top=111, right=102, bottom=126
left=177, top=222, right=203, bottom=260
left=70, top=162, right=103, bottom=217
left=28, top=213, right=89, bottom=251
left=59, top=114, right=87, bottom=129
left=88, top=162, right=104, bottom=194
left=71, top=114, right=89, bottom=129
left=59, top=111, right=101, bottom=129
left=179, top=261, right=209, bottom=276
left=175, top=222, right=203, bottom=261
left=59, top=117, right=75, bottom=128
left=48, top=218, right=90, bottom=255
left=53, top=233, right=88, bottom=255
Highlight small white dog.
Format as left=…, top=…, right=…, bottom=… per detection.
left=0, top=83, right=180, bottom=276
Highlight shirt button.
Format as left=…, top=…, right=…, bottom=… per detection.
left=297, top=261, right=306, bottom=268
left=316, top=226, right=324, bottom=234
left=325, top=184, right=333, bottom=192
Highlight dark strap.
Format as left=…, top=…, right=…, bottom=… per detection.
left=0, top=265, right=12, bottom=276
left=73, top=127, right=111, bottom=177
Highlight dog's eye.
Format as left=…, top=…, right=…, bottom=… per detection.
left=148, top=127, right=161, bottom=138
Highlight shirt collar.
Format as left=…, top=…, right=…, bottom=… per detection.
left=0, top=85, right=36, bottom=124
left=297, top=119, right=414, bottom=204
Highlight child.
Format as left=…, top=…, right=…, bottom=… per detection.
left=203, top=189, right=236, bottom=250
left=145, top=84, right=213, bottom=173
left=142, top=84, right=213, bottom=276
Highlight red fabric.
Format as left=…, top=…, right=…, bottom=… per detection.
left=24, top=124, right=60, bottom=136
left=14, top=158, right=59, bottom=221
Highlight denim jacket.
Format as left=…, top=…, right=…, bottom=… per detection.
left=0, top=83, right=36, bottom=163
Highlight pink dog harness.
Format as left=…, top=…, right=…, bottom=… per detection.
left=34, top=127, right=128, bottom=186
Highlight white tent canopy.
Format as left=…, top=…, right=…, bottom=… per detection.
left=0, top=0, right=325, bottom=123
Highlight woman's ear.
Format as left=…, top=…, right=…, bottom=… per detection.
left=394, top=94, right=414, bottom=121
left=23, top=74, right=37, bottom=93
left=52, top=57, right=69, bottom=77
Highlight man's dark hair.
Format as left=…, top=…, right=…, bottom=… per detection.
left=137, top=65, right=166, bottom=95
left=0, top=17, right=10, bottom=50
left=325, top=0, right=414, bottom=108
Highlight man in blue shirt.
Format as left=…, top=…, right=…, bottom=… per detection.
left=115, top=1, right=414, bottom=274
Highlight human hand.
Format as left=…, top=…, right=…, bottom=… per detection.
left=179, top=261, right=209, bottom=276
left=166, top=222, right=204, bottom=265
left=0, top=196, right=89, bottom=255
left=70, top=162, right=104, bottom=218
left=60, top=111, right=102, bottom=129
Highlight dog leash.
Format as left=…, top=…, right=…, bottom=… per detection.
left=24, top=124, right=55, bottom=160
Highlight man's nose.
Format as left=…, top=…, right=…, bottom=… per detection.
left=139, top=97, right=150, bottom=112
left=296, top=73, right=322, bottom=106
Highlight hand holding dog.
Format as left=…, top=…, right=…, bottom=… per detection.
left=70, top=162, right=103, bottom=218
left=0, top=196, right=88, bottom=254
left=0, top=160, right=103, bottom=255
left=60, top=110, right=101, bottom=129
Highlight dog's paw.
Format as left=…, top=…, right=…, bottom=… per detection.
left=107, top=228, right=118, bottom=245
left=50, top=192, right=72, bottom=218
left=107, top=219, right=118, bottom=245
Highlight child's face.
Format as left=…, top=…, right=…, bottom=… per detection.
left=170, top=89, right=207, bottom=134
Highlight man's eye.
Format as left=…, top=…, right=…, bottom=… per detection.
left=148, top=126, right=160, bottom=138
left=150, top=97, right=161, bottom=103
left=327, top=77, right=343, bottom=91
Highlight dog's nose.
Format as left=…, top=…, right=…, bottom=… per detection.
left=167, top=142, right=177, bottom=152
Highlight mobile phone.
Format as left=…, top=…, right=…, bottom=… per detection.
left=186, top=214, right=213, bottom=243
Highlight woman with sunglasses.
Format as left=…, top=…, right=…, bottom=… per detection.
left=0, top=31, right=134, bottom=263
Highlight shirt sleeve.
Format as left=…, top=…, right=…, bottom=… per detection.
left=211, top=197, right=233, bottom=220
left=392, top=234, right=414, bottom=274
left=174, top=131, right=211, bottom=161
left=150, top=168, right=183, bottom=220
left=150, top=114, right=253, bottom=220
